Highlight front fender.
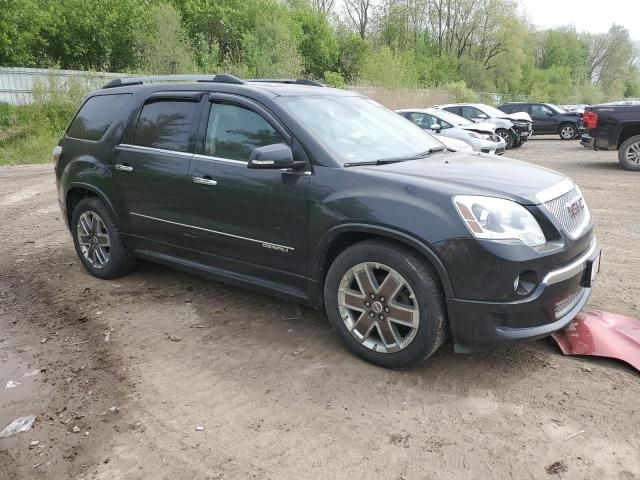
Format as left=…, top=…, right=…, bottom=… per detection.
left=314, top=223, right=455, bottom=298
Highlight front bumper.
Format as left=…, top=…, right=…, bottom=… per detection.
left=447, top=241, right=601, bottom=352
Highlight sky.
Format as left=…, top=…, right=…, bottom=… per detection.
left=519, top=0, right=640, bottom=39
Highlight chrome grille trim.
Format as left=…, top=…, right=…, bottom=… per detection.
left=543, top=186, right=591, bottom=240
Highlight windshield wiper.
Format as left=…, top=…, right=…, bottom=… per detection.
left=344, top=146, right=446, bottom=167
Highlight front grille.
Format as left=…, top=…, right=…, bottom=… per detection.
left=554, top=290, right=583, bottom=319
left=544, top=187, right=591, bottom=239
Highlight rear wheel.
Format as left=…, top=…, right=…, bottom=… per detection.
left=324, top=239, right=447, bottom=369
left=71, top=197, right=137, bottom=278
left=559, top=124, right=577, bottom=140
left=496, top=129, right=514, bottom=149
left=618, top=135, right=640, bottom=171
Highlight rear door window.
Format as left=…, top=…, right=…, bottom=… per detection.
left=66, top=94, right=132, bottom=141
left=204, top=103, right=284, bottom=161
left=132, top=100, right=198, bottom=153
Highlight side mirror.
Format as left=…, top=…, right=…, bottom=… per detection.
left=247, top=144, right=303, bottom=170
left=545, top=111, right=554, bottom=116
left=430, top=123, right=442, bottom=132
left=477, top=113, right=489, bottom=120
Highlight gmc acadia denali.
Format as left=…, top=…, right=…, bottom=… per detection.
left=54, top=74, right=601, bottom=368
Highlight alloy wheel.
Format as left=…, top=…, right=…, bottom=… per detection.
left=497, top=130, right=513, bottom=148
left=625, top=141, right=640, bottom=165
left=561, top=126, right=576, bottom=139
left=337, top=262, right=420, bottom=354
left=76, top=211, right=111, bottom=269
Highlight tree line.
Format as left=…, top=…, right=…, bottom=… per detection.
left=1, top=0, right=639, bottom=103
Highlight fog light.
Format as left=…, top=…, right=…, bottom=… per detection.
left=514, top=271, right=538, bottom=296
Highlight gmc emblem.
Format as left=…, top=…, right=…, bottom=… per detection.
left=566, top=197, right=585, bottom=218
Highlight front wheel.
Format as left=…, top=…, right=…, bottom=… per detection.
left=496, top=129, right=514, bottom=150
left=559, top=124, right=577, bottom=140
left=618, top=135, right=640, bottom=171
left=71, top=197, right=137, bottom=278
left=324, top=239, right=447, bottom=369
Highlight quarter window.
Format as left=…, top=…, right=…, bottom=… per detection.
left=132, top=100, right=198, bottom=153
left=66, top=94, right=132, bottom=141
left=204, top=103, right=284, bottom=161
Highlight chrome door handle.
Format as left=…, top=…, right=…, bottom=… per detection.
left=192, top=176, right=217, bottom=186
left=115, top=164, right=133, bottom=172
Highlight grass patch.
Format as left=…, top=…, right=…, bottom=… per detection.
left=0, top=101, right=77, bottom=166
left=0, top=77, right=88, bottom=166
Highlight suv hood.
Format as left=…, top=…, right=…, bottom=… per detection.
left=362, top=152, right=567, bottom=205
left=461, top=122, right=495, bottom=134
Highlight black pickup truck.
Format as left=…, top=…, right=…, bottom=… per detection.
left=581, top=104, right=640, bottom=170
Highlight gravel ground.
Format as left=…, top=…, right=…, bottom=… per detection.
left=0, top=137, right=639, bottom=480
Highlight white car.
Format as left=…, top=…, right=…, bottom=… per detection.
left=397, top=108, right=506, bottom=155
left=434, top=103, right=533, bottom=150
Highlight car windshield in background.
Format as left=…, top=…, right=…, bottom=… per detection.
left=431, top=109, right=473, bottom=126
left=480, top=105, right=510, bottom=118
left=278, top=96, right=442, bottom=165
left=547, top=104, right=567, bottom=114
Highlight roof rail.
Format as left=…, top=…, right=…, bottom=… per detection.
left=247, top=79, right=324, bottom=87
left=102, top=74, right=245, bottom=89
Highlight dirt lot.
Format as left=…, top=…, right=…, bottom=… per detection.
left=1, top=138, right=639, bottom=480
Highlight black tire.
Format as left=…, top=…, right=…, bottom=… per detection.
left=496, top=129, right=514, bottom=150
left=71, top=197, right=137, bottom=279
left=324, top=239, right=447, bottom=369
left=618, top=135, right=640, bottom=171
left=559, top=123, right=577, bottom=140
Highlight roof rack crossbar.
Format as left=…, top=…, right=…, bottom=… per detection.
left=247, top=79, right=324, bottom=87
left=102, top=74, right=245, bottom=89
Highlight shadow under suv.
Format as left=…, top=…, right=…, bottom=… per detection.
left=54, top=74, right=601, bottom=368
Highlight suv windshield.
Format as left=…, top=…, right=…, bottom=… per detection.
left=278, top=96, right=442, bottom=164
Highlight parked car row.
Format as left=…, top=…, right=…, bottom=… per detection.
left=397, top=103, right=533, bottom=153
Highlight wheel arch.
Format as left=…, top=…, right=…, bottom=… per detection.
left=65, top=183, right=119, bottom=230
left=617, top=124, right=640, bottom=148
left=314, top=224, right=455, bottom=299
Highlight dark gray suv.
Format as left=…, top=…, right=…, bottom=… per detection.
left=54, top=74, right=600, bottom=368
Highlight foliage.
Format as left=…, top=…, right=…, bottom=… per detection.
left=135, top=3, right=196, bottom=74
left=324, top=71, right=346, bottom=88
left=442, top=81, right=478, bottom=103
left=1, top=0, right=639, bottom=104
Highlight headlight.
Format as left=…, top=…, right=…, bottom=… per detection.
left=468, top=131, right=490, bottom=140
left=453, top=196, right=546, bottom=247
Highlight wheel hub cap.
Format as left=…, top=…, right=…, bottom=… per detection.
left=626, top=142, right=640, bottom=165
left=76, top=211, right=111, bottom=269
left=337, top=262, right=420, bottom=354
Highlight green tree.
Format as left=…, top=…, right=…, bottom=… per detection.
left=136, top=3, right=197, bottom=74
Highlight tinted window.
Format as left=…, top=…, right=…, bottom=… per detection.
left=462, top=106, right=483, bottom=119
left=133, top=100, right=198, bottom=152
left=204, top=103, right=284, bottom=161
left=66, top=94, right=131, bottom=141
left=443, top=106, right=462, bottom=116
left=530, top=104, right=553, bottom=118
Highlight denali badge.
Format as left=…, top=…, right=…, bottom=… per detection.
left=262, top=242, right=293, bottom=253
left=566, top=196, right=585, bottom=218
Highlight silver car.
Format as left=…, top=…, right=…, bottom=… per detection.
left=398, top=108, right=506, bottom=155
